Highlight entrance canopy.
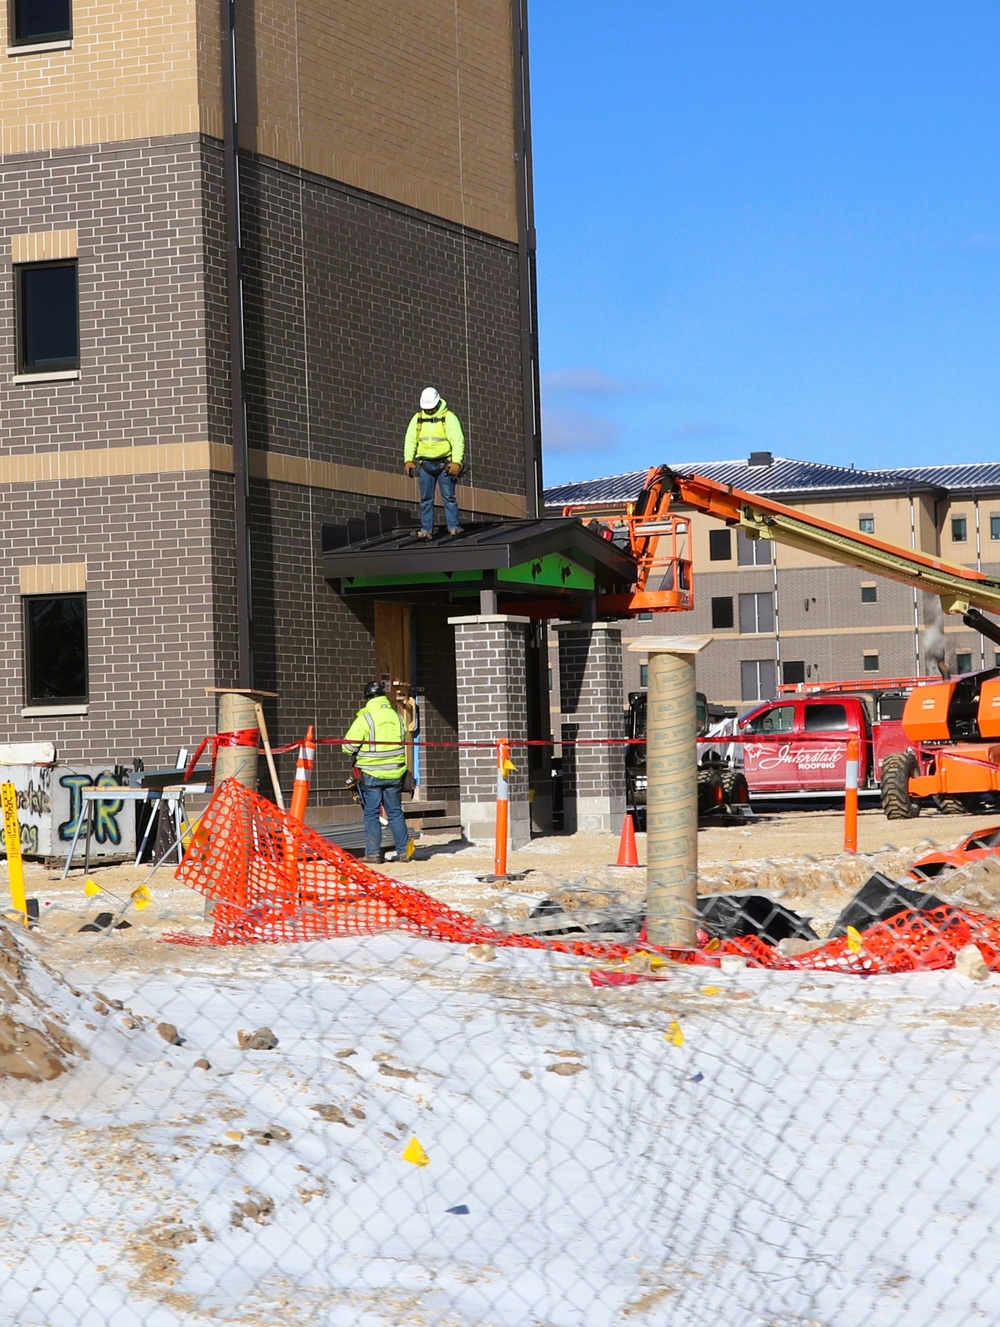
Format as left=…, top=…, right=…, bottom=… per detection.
left=322, top=509, right=637, bottom=618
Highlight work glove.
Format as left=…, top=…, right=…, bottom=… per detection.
left=446, top=462, right=463, bottom=478
left=404, top=462, right=417, bottom=478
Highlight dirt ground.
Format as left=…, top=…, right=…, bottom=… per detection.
left=7, top=804, right=998, bottom=959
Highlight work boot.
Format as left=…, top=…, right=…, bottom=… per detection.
left=362, top=855, right=383, bottom=865
left=448, top=527, right=462, bottom=537
left=417, top=530, right=432, bottom=541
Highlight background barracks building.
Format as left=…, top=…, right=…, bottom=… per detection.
left=545, top=456, right=1000, bottom=710
left=0, top=0, right=540, bottom=807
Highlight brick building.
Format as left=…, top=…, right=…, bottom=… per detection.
left=544, top=456, right=1000, bottom=711
left=1, top=0, right=540, bottom=810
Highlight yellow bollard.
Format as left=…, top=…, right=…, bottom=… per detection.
left=1, top=782, right=29, bottom=926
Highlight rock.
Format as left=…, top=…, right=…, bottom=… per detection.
left=719, top=954, right=748, bottom=973
left=260, top=1124, right=291, bottom=1141
left=466, top=944, right=496, bottom=961
left=156, top=1022, right=182, bottom=1045
left=237, top=1026, right=278, bottom=1050
left=193, top=1058, right=211, bottom=1070
left=311, top=1103, right=353, bottom=1126
left=954, top=944, right=990, bottom=981
left=378, top=1063, right=416, bottom=1079
left=546, top=1061, right=584, bottom=1076
left=776, top=937, right=823, bottom=957
left=334, top=1048, right=356, bottom=1059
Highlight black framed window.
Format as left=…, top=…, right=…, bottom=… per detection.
left=951, top=514, right=968, bottom=543
left=859, top=514, right=875, bottom=534
left=956, top=652, right=973, bottom=674
left=708, top=528, right=731, bottom=561
left=782, top=660, right=806, bottom=685
left=863, top=651, right=879, bottom=673
left=15, top=260, right=79, bottom=373
left=711, top=596, right=734, bottom=629
left=11, top=0, right=71, bottom=43
left=861, top=584, right=877, bottom=603
left=23, top=594, right=88, bottom=705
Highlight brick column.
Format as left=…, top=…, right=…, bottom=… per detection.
left=449, top=615, right=532, bottom=848
left=555, top=622, right=626, bottom=834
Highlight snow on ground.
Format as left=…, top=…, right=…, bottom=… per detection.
left=3, top=912, right=1000, bottom=1327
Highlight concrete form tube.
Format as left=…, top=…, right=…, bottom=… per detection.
left=215, top=692, right=260, bottom=791
left=645, top=648, right=699, bottom=947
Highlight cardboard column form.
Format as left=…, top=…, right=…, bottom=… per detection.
left=628, top=636, right=713, bottom=947
left=213, top=692, right=262, bottom=790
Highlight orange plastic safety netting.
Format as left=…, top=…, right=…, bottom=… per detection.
left=171, top=779, right=633, bottom=959
left=171, top=780, right=1000, bottom=977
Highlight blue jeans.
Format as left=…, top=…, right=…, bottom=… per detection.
left=417, top=459, right=460, bottom=534
left=358, top=773, right=409, bottom=859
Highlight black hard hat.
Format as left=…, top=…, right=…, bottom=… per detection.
left=364, top=681, right=386, bottom=700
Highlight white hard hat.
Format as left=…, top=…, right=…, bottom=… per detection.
left=420, top=387, right=441, bottom=411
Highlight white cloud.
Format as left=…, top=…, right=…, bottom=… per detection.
left=541, top=367, right=630, bottom=394
left=542, top=408, right=618, bottom=455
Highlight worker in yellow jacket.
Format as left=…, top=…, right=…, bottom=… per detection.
left=404, top=387, right=466, bottom=539
left=343, top=682, right=416, bottom=864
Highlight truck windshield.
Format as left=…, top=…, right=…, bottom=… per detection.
left=804, top=703, right=848, bottom=731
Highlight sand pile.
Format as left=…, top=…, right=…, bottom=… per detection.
left=0, top=920, right=90, bottom=1081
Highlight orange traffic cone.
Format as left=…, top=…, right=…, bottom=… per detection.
left=614, top=813, right=640, bottom=867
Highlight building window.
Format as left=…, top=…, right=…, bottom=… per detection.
left=739, top=591, right=774, bottom=634
left=11, top=0, right=72, bottom=43
left=782, top=660, right=806, bottom=685
left=951, top=514, right=968, bottom=543
left=737, top=528, right=771, bottom=566
left=991, top=514, right=1000, bottom=541
left=741, top=659, right=777, bottom=703
left=637, top=612, right=653, bottom=621
left=863, top=651, right=879, bottom=673
left=547, top=668, right=552, bottom=691
left=861, top=584, right=877, bottom=603
left=956, top=652, right=973, bottom=674
left=23, top=594, right=87, bottom=705
left=15, top=260, right=79, bottom=373
left=859, top=514, right=875, bottom=535
left=709, top=529, right=732, bottom=561
left=639, top=664, right=648, bottom=689
left=711, top=596, right=734, bottom=630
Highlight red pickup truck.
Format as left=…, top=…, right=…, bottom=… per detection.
left=737, top=687, right=913, bottom=797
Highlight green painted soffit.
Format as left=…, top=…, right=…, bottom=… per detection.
left=498, top=553, right=595, bottom=591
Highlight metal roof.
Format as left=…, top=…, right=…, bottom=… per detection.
left=877, top=463, right=1000, bottom=494
left=543, top=456, right=973, bottom=509
left=322, top=514, right=636, bottom=588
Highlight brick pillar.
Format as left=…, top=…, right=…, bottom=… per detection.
left=555, top=622, right=626, bottom=835
left=449, top=615, right=532, bottom=848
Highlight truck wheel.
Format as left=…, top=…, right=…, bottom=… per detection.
left=697, top=768, right=725, bottom=816
left=721, top=770, right=750, bottom=808
left=934, top=795, right=967, bottom=815
left=881, top=751, right=919, bottom=820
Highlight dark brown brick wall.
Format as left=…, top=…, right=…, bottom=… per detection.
left=230, top=147, right=527, bottom=498
left=0, top=137, right=209, bottom=453
left=0, top=134, right=528, bottom=791
left=0, top=473, right=218, bottom=764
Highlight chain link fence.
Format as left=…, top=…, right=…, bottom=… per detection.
left=3, top=788, right=1000, bottom=1326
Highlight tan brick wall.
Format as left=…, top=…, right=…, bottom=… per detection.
left=203, top=0, right=518, bottom=240
left=0, top=1, right=200, bottom=155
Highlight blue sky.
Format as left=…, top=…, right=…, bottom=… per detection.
left=530, top=1, right=1000, bottom=487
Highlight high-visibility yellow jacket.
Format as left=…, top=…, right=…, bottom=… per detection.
left=343, top=696, right=408, bottom=779
left=403, top=399, right=466, bottom=465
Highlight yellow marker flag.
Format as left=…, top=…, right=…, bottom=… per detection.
left=701, top=986, right=722, bottom=997
left=131, top=886, right=153, bottom=910
left=502, top=758, right=518, bottom=776
left=664, top=1019, right=684, bottom=1047
left=84, top=878, right=103, bottom=897
left=401, top=1136, right=430, bottom=1168
left=846, top=926, right=864, bottom=954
